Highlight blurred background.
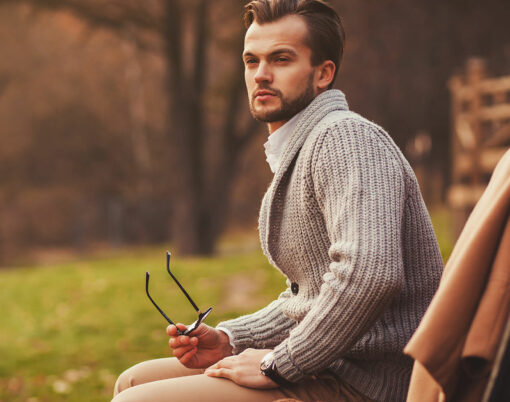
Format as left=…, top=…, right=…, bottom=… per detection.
left=0, top=0, right=509, bottom=401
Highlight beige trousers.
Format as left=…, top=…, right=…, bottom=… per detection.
left=112, top=357, right=370, bottom=402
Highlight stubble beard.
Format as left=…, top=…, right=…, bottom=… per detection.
left=249, top=73, right=315, bottom=123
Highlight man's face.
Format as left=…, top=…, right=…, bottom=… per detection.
left=243, top=15, right=318, bottom=132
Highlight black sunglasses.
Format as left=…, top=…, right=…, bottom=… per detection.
left=145, top=251, right=212, bottom=336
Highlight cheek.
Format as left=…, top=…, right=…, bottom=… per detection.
left=279, top=70, right=307, bottom=93
left=292, top=68, right=314, bottom=88
left=245, top=70, right=254, bottom=91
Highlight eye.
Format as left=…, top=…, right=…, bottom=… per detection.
left=274, top=56, right=291, bottom=64
left=244, top=58, right=258, bottom=65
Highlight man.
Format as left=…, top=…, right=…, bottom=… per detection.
left=113, top=1, right=443, bottom=401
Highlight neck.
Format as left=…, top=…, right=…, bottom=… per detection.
left=267, top=120, right=287, bottom=134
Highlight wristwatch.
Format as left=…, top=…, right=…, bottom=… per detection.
left=260, top=352, right=293, bottom=387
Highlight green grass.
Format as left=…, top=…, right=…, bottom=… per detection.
left=429, top=206, right=455, bottom=262
left=0, top=211, right=454, bottom=402
left=0, top=248, right=286, bottom=402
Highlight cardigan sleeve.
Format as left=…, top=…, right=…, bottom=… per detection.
left=215, top=283, right=296, bottom=354
left=272, top=119, right=406, bottom=381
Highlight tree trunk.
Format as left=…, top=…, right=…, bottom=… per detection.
left=163, top=0, right=260, bottom=255
left=164, top=0, right=214, bottom=255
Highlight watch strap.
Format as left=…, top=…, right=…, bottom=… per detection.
left=261, top=359, right=293, bottom=387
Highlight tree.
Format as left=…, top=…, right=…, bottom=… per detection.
left=0, top=0, right=261, bottom=255
left=334, top=0, right=510, bottom=196
left=2, top=0, right=508, bottom=257
left=164, top=0, right=261, bottom=254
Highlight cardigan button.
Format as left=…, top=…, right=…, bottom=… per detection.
left=291, top=282, right=299, bottom=295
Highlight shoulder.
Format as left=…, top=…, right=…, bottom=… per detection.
left=304, top=110, right=404, bottom=169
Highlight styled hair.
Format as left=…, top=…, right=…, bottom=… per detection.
left=243, top=0, right=345, bottom=87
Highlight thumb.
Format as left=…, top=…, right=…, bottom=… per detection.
left=190, top=323, right=214, bottom=338
left=166, top=323, right=188, bottom=336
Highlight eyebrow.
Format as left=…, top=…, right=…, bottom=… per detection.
left=269, top=48, right=297, bottom=58
left=243, top=48, right=298, bottom=60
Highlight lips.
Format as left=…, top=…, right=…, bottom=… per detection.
left=254, top=89, right=277, bottom=102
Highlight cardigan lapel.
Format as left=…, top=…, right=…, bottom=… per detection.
left=260, top=89, right=349, bottom=262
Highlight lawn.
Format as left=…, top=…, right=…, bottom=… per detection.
left=0, top=247, right=287, bottom=402
left=0, top=210, right=454, bottom=402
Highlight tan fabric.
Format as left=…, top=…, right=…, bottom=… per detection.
left=404, top=148, right=510, bottom=401
left=112, top=357, right=371, bottom=402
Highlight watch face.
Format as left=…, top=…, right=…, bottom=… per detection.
left=260, top=352, right=274, bottom=371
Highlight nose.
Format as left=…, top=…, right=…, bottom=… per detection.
left=254, top=61, right=272, bottom=84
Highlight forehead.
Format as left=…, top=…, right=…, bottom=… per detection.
left=244, top=14, right=310, bottom=56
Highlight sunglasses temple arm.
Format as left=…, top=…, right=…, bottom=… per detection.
left=146, top=272, right=181, bottom=330
left=166, top=252, right=200, bottom=313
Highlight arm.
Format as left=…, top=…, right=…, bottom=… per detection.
left=168, top=286, right=296, bottom=369
left=216, top=285, right=297, bottom=354
left=273, top=120, right=406, bottom=381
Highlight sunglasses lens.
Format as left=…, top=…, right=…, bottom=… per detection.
left=182, top=307, right=213, bottom=335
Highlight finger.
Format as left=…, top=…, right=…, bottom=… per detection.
left=172, top=344, right=196, bottom=359
left=166, top=324, right=185, bottom=336
left=169, top=335, right=192, bottom=348
left=166, top=325, right=176, bottom=336
left=215, top=356, right=236, bottom=368
left=167, top=323, right=188, bottom=336
left=206, top=357, right=234, bottom=372
left=178, top=335, right=191, bottom=345
left=204, top=367, right=233, bottom=380
left=179, top=347, right=197, bottom=365
left=191, top=323, right=210, bottom=338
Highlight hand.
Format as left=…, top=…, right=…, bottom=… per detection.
left=167, top=323, right=233, bottom=369
left=204, top=348, right=279, bottom=389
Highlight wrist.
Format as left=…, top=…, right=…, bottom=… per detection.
left=260, top=352, right=293, bottom=387
left=217, top=329, right=234, bottom=357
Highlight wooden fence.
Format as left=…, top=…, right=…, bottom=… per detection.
left=448, top=58, right=510, bottom=233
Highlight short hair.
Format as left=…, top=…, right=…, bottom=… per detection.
left=243, top=0, right=345, bottom=87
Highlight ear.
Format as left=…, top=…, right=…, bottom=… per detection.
left=315, top=60, right=336, bottom=90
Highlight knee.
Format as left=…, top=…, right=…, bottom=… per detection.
left=113, top=364, right=139, bottom=397
left=111, top=385, right=138, bottom=402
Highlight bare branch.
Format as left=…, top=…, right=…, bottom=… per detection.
left=193, top=0, right=209, bottom=98
left=165, top=0, right=183, bottom=84
left=2, top=0, right=164, bottom=35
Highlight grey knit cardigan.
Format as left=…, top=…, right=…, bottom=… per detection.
left=217, top=90, right=443, bottom=401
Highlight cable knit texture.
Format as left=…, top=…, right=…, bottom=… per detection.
left=217, top=90, right=443, bottom=401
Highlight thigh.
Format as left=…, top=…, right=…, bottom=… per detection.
left=113, top=361, right=370, bottom=402
left=112, top=373, right=287, bottom=402
left=114, top=358, right=370, bottom=402
left=114, top=357, right=203, bottom=395
left=280, top=373, right=372, bottom=402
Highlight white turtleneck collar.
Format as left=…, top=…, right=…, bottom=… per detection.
left=263, top=109, right=305, bottom=173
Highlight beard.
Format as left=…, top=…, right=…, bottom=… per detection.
left=249, top=73, right=315, bottom=123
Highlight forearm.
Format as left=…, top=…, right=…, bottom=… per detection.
left=273, top=261, right=402, bottom=380
left=216, top=290, right=296, bottom=354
